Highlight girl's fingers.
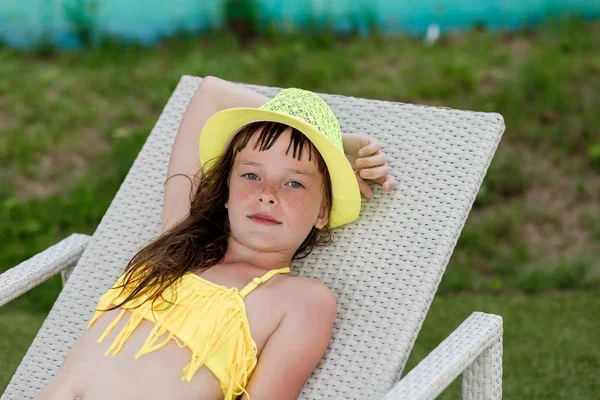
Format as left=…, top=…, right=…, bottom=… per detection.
left=355, top=169, right=396, bottom=198
left=355, top=171, right=373, bottom=198
left=359, top=163, right=389, bottom=180
left=359, top=140, right=381, bottom=157
left=354, top=152, right=387, bottom=169
left=382, top=174, right=396, bottom=190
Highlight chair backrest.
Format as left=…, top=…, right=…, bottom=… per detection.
left=3, top=76, right=504, bottom=400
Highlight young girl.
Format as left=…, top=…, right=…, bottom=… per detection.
left=35, top=76, right=395, bottom=400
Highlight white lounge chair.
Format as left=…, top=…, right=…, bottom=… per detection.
left=0, top=76, right=505, bottom=400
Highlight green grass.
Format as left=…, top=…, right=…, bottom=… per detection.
left=2, top=16, right=599, bottom=298
left=404, top=289, right=600, bottom=399
left=1, top=13, right=600, bottom=398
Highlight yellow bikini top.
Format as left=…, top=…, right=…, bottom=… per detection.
left=87, top=266, right=291, bottom=400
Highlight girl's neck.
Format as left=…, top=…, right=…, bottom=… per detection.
left=222, top=236, right=293, bottom=272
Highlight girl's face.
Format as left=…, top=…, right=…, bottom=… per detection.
left=225, top=127, right=329, bottom=254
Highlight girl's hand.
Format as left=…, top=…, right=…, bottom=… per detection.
left=342, top=134, right=396, bottom=199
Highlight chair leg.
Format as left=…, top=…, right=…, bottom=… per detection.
left=461, top=328, right=503, bottom=400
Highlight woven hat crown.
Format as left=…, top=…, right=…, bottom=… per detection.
left=259, top=88, right=343, bottom=152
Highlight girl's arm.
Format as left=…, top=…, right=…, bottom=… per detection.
left=241, top=280, right=337, bottom=399
left=162, top=76, right=269, bottom=233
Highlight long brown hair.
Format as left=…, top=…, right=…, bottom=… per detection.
left=98, top=121, right=334, bottom=312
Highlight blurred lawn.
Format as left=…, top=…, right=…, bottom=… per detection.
left=1, top=14, right=599, bottom=398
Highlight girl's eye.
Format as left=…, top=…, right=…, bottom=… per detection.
left=242, top=173, right=259, bottom=180
left=288, top=181, right=304, bottom=189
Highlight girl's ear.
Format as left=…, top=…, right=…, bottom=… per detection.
left=314, top=201, right=329, bottom=229
left=225, top=174, right=231, bottom=209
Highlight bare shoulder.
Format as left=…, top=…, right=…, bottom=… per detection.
left=243, top=274, right=337, bottom=399
left=279, top=274, right=337, bottom=312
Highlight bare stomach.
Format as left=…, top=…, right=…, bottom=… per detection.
left=34, top=307, right=224, bottom=400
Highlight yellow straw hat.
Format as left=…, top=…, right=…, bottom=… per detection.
left=199, top=87, right=361, bottom=229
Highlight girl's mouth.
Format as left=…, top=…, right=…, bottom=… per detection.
left=249, top=216, right=281, bottom=226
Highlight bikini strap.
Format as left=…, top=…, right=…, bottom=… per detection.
left=239, top=267, right=291, bottom=298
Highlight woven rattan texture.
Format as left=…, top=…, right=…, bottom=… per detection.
left=0, top=234, right=90, bottom=307
left=462, top=329, right=503, bottom=400
left=383, top=312, right=503, bottom=400
left=2, top=76, right=504, bottom=400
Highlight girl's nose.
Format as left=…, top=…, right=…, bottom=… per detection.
left=257, top=186, right=278, bottom=205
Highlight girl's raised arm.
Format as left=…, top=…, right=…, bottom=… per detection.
left=162, top=76, right=269, bottom=233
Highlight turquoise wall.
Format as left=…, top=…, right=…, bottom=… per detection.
left=1, top=0, right=599, bottom=49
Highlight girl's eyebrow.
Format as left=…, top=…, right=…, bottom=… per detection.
left=240, top=161, right=260, bottom=167
left=239, top=160, right=314, bottom=177
left=288, top=168, right=312, bottom=177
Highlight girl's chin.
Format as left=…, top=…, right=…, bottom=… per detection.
left=237, top=234, right=294, bottom=248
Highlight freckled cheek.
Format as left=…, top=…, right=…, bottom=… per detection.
left=284, top=196, right=316, bottom=222
left=230, top=182, right=316, bottom=220
left=229, top=182, right=256, bottom=205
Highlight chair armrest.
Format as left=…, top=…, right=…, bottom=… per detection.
left=0, top=233, right=92, bottom=307
left=382, top=311, right=503, bottom=400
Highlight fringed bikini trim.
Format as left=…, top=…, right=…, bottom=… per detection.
left=87, top=275, right=258, bottom=400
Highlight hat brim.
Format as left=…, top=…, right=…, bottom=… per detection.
left=199, top=107, right=361, bottom=229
